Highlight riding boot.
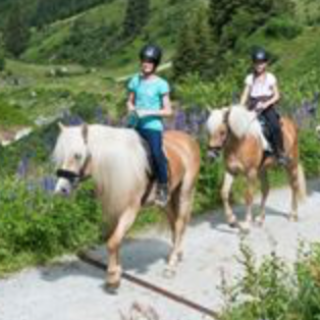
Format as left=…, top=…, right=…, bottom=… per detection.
left=155, top=183, right=169, bottom=207
left=274, top=139, right=290, bottom=166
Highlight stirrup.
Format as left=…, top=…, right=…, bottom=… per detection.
left=155, top=184, right=168, bottom=207
left=277, top=154, right=291, bottom=166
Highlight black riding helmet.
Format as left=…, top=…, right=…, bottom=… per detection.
left=139, top=44, right=162, bottom=67
left=252, top=48, right=269, bottom=63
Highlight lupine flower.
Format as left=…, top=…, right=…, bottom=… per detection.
left=174, top=109, right=187, bottom=130
left=95, top=106, right=105, bottom=123
left=41, top=176, right=56, bottom=193
left=17, top=156, right=29, bottom=178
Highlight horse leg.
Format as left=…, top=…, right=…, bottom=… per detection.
left=106, top=204, right=139, bottom=289
left=286, top=163, right=301, bottom=222
left=239, top=171, right=256, bottom=232
left=165, top=188, right=193, bottom=276
left=256, top=169, right=269, bottom=226
left=221, top=172, right=237, bottom=227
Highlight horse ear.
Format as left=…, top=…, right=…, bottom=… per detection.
left=58, top=122, right=65, bottom=131
left=82, top=123, right=88, bottom=143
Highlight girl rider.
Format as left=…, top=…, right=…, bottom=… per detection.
left=127, top=45, right=173, bottom=207
left=240, top=48, right=289, bottom=166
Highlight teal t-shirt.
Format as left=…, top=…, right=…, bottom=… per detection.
left=128, top=74, right=170, bottom=131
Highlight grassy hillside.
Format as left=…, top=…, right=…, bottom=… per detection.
left=1, top=0, right=320, bottom=130
left=0, top=59, right=126, bottom=129
left=22, top=0, right=192, bottom=72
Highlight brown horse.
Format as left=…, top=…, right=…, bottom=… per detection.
left=206, top=105, right=306, bottom=231
left=53, top=123, right=200, bottom=289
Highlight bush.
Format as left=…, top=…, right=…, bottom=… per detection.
left=195, top=145, right=225, bottom=212
left=0, top=53, right=5, bottom=72
left=0, top=95, right=31, bottom=128
left=221, top=243, right=320, bottom=320
left=299, top=130, right=320, bottom=178
left=0, top=178, right=102, bottom=275
left=264, top=17, right=302, bottom=40
left=174, top=72, right=243, bottom=108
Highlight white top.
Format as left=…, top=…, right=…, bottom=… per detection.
left=245, top=72, right=277, bottom=98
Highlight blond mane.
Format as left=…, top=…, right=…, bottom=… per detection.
left=207, top=105, right=269, bottom=149
left=53, top=125, right=150, bottom=217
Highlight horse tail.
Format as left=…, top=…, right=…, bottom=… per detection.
left=297, top=163, right=307, bottom=201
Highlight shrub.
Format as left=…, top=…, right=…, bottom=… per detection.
left=299, top=130, right=320, bottom=177
left=221, top=243, right=320, bottom=320
left=195, top=145, right=225, bottom=212
left=264, top=17, right=302, bottom=40
left=0, top=178, right=102, bottom=275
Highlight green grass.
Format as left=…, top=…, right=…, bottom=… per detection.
left=22, top=0, right=192, bottom=72
left=0, top=59, right=128, bottom=127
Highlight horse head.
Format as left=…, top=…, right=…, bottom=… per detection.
left=53, top=123, right=91, bottom=196
left=206, top=107, right=229, bottom=159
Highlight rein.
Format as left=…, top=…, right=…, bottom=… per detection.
left=56, top=129, right=91, bottom=184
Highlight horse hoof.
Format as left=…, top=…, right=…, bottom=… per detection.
left=238, top=222, right=251, bottom=234
left=255, top=217, right=265, bottom=227
left=105, top=282, right=120, bottom=294
left=289, top=216, right=298, bottom=222
left=227, top=217, right=238, bottom=228
left=163, top=267, right=176, bottom=279
left=229, top=221, right=238, bottom=228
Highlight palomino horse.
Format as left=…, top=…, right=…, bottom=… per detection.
left=206, top=105, right=306, bottom=231
left=53, top=123, right=200, bottom=288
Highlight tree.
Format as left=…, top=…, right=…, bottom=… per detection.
left=208, top=0, right=295, bottom=53
left=4, top=5, right=30, bottom=57
left=122, top=0, right=150, bottom=39
left=207, top=0, right=296, bottom=75
left=173, top=6, right=217, bottom=80
left=0, top=32, right=5, bottom=71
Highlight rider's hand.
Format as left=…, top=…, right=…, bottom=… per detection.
left=128, top=105, right=135, bottom=113
left=136, top=110, right=154, bottom=117
left=255, top=102, right=266, bottom=113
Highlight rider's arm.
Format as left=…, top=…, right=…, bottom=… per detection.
left=159, top=93, right=173, bottom=117
left=136, top=93, right=173, bottom=118
left=263, top=84, right=280, bottom=109
left=126, top=92, right=136, bottom=112
left=240, top=85, right=250, bottom=107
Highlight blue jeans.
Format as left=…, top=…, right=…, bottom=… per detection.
left=137, top=128, right=168, bottom=184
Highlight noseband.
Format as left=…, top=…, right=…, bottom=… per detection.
left=56, top=152, right=91, bottom=185
left=56, top=169, right=82, bottom=184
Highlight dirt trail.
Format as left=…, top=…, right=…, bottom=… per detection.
left=1, top=181, right=320, bottom=320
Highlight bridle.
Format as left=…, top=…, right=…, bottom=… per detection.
left=207, top=109, right=231, bottom=158
left=56, top=169, right=82, bottom=185
left=55, top=130, right=92, bottom=187
left=56, top=150, right=91, bottom=186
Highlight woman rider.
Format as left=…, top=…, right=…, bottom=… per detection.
left=240, top=48, right=289, bottom=165
left=126, top=44, right=173, bottom=207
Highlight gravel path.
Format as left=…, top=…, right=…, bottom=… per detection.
left=1, top=180, right=320, bottom=320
